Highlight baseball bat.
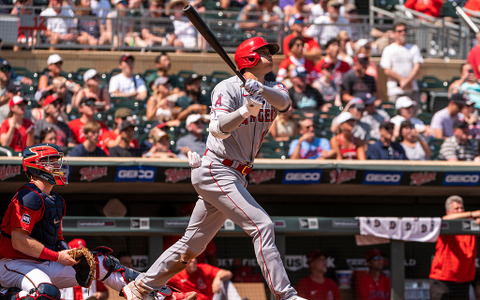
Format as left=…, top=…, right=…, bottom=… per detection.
left=183, top=4, right=246, bottom=84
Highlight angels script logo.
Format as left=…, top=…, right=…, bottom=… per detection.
left=165, top=168, right=191, bottom=183
left=0, top=165, right=21, bottom=181
left=79, top=166, right=108, bottom=182
left=249, top=170, right=275, bottom=184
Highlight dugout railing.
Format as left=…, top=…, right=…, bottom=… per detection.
left=60, top=216, right=480, bottom=300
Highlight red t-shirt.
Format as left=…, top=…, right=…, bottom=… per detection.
left=277, top=57, right=318, bottom=82
left=315, top=58, right=351, bottom=87
left=295, top=276, right=340, bottom=300
left=68, top=118, right=109, bottom=144
left=99, top=130, right=138, bottom=156
left=283, top=34, right=321, bottom=57
left=168, top=263, right=220, bottom=300
left=468, top=45, right=480, bottom=80
left=0, top=118, right=34, bottom=152
left=429, top=234, right=477, bottom=283
left=465, top=0, right=480, bottom=16
left=356, top=273, right=390, bottom=300
left=404, top=0, right=443, bottom=17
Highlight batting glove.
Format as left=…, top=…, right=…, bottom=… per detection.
left=187, top=151, right=201, bottom=168
left=240, top=93, right=264, bottom=117
left=244, top=79, right=264, bottom=95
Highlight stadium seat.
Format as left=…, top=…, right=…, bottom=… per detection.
left=420, top=75, right=448, bottom=90
left=142, top=69, right=157, bottom=80
left=176, top=70, right=197, bottom=86
left=259, top=138, right=287, bottom=159
left=428, top=91, right=449, bottom=114
left=428, top=138, right=444, bottom=160
left=73, top=68, right=91, bottom=83
left=417, top=112, right=433, bottom=125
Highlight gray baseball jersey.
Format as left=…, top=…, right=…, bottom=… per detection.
left=135, top=75, right=297, bottom=300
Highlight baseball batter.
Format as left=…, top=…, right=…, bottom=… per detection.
left=124, top=37, right=305, bottom=300
left=0, top=144, right=190, bottom=300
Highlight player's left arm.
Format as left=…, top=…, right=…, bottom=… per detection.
left=244, top=79, right=291, bottom=112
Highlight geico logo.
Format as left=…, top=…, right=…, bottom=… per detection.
left=118, top=169, right=155, bottom=179
left=445, top=175, right=479, bottom=183
left=285, top=172, right=320, bottom=181
left=366, top=174, right=401, bottom=182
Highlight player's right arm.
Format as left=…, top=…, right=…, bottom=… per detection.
left=11, top=229, right=76, bottom=265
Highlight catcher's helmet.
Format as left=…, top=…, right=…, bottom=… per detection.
left=235, top=37, right=280, bottom=71
left=22, top=143, right=69, bottom=185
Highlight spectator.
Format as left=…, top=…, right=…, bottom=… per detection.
left=40, top=0, right=77, bottom=50
left=312, top=62, right=341, bottom=106
left=32, top=89, right=50, bottom=122
left=269, top=105, right=297, bottom=141
left=52, top=76, right=78, bottom=115
left=314, top=39, right=351, bottom=88
left=367, top=121, right=407, bottom=160
left=429, top=195, right=480, bottom=300
left=468, top=32, right=480, bottom=80
left=356, top=248, right=390, bottom=300
left=306, top=0, right=349, bottom=48
left=330, top=112, right=366, bottom=160
left=283, top=0, right=310, bottom=26
left=146, top=77, right=177, bottom=122
left=331, top=98, right=371, bottom=143
left=139, top=123, right=168, bottom=155
left=108, top=120, right=141, bottom=157
left=296, top=250, right=340, bottom=300
left=380, top=22, right=423, bottom=103
left=276, top=37, right=318, bottom=83
left=288, top=118, right=333, bottom=159
left=390, top=96, right=428, bottom=139
left=175, top=114, right=208, bottom=159
left=69, top=120, right=107, bottom=157
left=167, top=0, right=200, bottom=52
left=109, top=53, right=148, bottom=101
left=360, top=93, right=390, bottom=142
left=146, top=53, right=181, bottom=95
left=176, top=73, right=209, bottom=121
left=168, top=257, right=242, bottom=300
left=288, top=66, right=325, bottom=116
left=0, top=96, right=34, bottom=152
left=282, top=14, right=321, bottom=61
left=73, top=69, right=111, bottom=111
left=438, top=119, right=480, bottom=161
left=337, top=30, right=354, bottom=66
left=10, top=0, right=36, bottom=51
left=404, top=0, right=443, bottom=18
left=99, top=107, right=139, bottom=153
left=38, top=54, right=63, bottom=92
left=76, top=0, right=108, bottom=47
left=34, top=95, right=75, bottom=148
left=461, top=99, right=480, bottom=139
left=431, top=93, right=466, bottom=139
left=398, top=120, right=431, bottom=160
left=0, top=58, right=13, bottom=123
left=449, top=63, right=480, bottom=108
left=309, top=0, right=328, bottom=21
left=105, top=0, right=132, bottom=48
left=68, top=97, right=109, bottom=144
left=140, top=0, right=176, bottom=48
left=40, top=127, right=58, bottom=143
left=356, top=39, right=381, bottom=97
left=344, top=4, right=362, bottom=41
left=60, top=238, right=109, bottom=300
left=90, top=0, right=111, bottom=21
left=142, top=130, right=177, bottom=158
left=237, top=0, right=283, bottom=36
left=340, top=54, right=377, bottom=103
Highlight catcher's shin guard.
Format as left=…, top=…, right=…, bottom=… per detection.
left=34, top=283, right=61, bottom=300
left=101, top=254, right=140, bottom=283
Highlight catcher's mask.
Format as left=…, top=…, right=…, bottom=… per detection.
left=22, top=143, right=69, bottom=185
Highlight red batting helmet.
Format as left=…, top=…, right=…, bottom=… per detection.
left=22, top=143, right=69, bottom=186
left=235, top=37, right=280, bottom=71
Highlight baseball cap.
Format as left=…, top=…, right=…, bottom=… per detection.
left=291, top=66, right=308, bottom=78
left=307, top=250, right=328, bottom=264
left=320, top=62, right=334, bottom=71
left=0, top=58, right=11, bottom=71
left=83, top=69, right=98, bottom=83
left=395, top=96, right=415, bottom=110
left=288, top=14, right=305, bottom=27
left=450, top=93, right=467, bottom=105
left=380, top=120, right=394, bottom=130
left=354, top=53, right=369, bottom=65
left=327, top=0, right=342, bottom=7
left=356, top=38, right=370, bottom=50
left=186, top=114, right=207, bottom=127
left=115, top=107, right=132, bottom=119
left=43, top=94, right=59, bottom=107
left=166, top=0, right=188, bottom=14
left=8, top=96, right=27, bottom=109
left=348, top=98, right=365, bottom=110
left=68, top=238, right=87, bottom=249
left=185, top=73, right=201, bottom=85
left=366, top=248, right=384, bottom=261
left=358, top=93, right=376, bottom=105
left=453, top=118, right=469, bottom=129
left=119, top=53, right=134, bottom=63
left=153, top=76, right=170, bottom=87
left=336, top=112, right=356, bottom=125
left=119, top=120, right=135, bottom=132
left=47, top=54, right=63, bottom=65
left=80, top=97, right=96, bottom=106
left=7, top=83, right=22, bottom=95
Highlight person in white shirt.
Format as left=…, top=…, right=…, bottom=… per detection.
left=306, top=0, right=349, bottom=48
left=380, top=22, right=423, bottom=103
left=40, top=0, right=77, bottom=49
left=109, top=53, right=147, bottom=101
left=390, top=96, right=428, bottom=139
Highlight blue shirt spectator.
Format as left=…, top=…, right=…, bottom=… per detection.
left=366, top=121, right=408, bottom=160
left=288, top=118, right=333, bottom=159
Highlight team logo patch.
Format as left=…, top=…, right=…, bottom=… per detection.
left=22, top=213, right=31, bottom=224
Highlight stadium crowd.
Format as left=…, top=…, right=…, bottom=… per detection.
left=0, top=0, right=480, bottom=160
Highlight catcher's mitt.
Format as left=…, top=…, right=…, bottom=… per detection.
left=68, top=248, right=96, bottom=288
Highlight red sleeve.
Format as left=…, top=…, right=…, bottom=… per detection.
left=305, top=38, right=320, bottom=51
left=283, top=35, right=292, bottom=57
left=1, top=119, right=9, bottom=134
left=356, top=275, right=369, bottom=300
left=404, top=0, right=415, bottom=9
left=315, top=59, right=325, bottom=72
left=295, top=278, right=310, bottom=299
left=9, top=200, right=43, bottom=234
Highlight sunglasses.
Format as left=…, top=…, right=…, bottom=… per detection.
left=1, top=66, right=11, bottom=72
left=395, top=29, right=407, bottom=33
left=54, top=61, right=63, bottom=66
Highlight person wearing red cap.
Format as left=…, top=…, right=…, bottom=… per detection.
left=314, top=39, right=351, bottom=88
left=295, top=250, right=340, bottom=300
left=33, top=94, right=75, bottom=149
left=0, top=96, right=34, bottom=152
left=282, top=14, right=321, bottom=61
left=356, top=248, right=390, bottom=300
left=60, top=239, right=109, bottom=300
left=109, top=54, right=147, bottom=101
left=276, top=37, right=318, bottom=83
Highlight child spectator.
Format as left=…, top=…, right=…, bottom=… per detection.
left=69, top=120, right=107, bottom=157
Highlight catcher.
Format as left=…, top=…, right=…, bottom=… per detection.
left=0, top=144, right=196, bottom=300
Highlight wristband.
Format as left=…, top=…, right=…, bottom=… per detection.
left=39, top=246, right=59, bottom=261
left=239, top=105, right=250, bottom=118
